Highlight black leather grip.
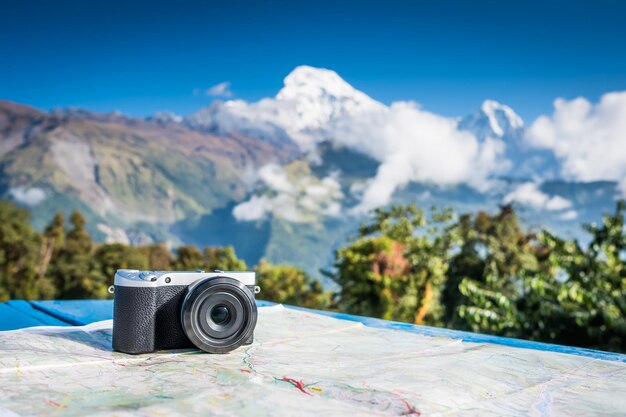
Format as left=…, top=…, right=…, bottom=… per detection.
left=112, top=285, right=158, bottom=354
left=154, top=285, right=191, bottom=350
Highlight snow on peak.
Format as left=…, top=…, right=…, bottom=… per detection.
left=460, top=99, right=524, bottom=141
left=480, top=100, right=524, bottom=136
left=275, top=66, right=384, bottom=132
left=149, top=110, right=182, bottom=124
left=279, top=66, right=367, bottom=101
left=459, top=100, right=559, bottom=179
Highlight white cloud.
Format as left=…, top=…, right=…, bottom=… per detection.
left=334, top=102, right=508, bottom=212
left=503, top=182, right=573, bottom=212
left=217, top=99, right=508, bottom=214
left=233, top=164, right=343, bottom=223
left=558, top=210, right=578, bottom=221
left=97, top=223, right=130, bottom=245
left=232, top=195, right=273, bottom=221
left=192, top=67, right=509, bottom=213
left=256, top=164, right=293, bottom=193
left=9, top=187, right=47, bottom=206
left=191, top=68, right=626, bottom=218
left=525, top=91, right=626, bottom=192
left=545, top=195, right=573, bottom=211
left=195, top=81, right=233, bottom=98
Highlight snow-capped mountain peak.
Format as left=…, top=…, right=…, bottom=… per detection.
left=460, top=99, right=524, bottom=141
left=278, top=66, right=356, bottom=99
left=278, top=66, right=377, bottom=105
left=149, top=110, right=183, bottom=124
left=480, top=99, right=524, bottom=136
left=459, top=99, right=559, bottom=179
left=186, top=66, right=385, bottom=149
left=275, top=66, right=384, bottom=131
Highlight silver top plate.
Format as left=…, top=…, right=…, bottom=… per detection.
left=114, top=269, right=256, bottom=288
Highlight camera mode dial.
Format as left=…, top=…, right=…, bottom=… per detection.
left=138, top=271, right=157, bottom=281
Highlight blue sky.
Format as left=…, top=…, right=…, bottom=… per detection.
left=1, top=0, right=624, bottom=121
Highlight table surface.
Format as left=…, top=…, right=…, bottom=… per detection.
left=1, top=301, right=625, bottom=417
left=0, top=299, right=624, bottom=363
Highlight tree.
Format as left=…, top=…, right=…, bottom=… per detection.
left=203, top=246, right=247, bottom=271
left=93, top=243, right=149, bottom=288
left=331, top=205, right=457, bottom=324
left=172, top=245, right=248, bottom=272
left=445, top=206, right=545, bottom=334
left=331, top=201, right=625, bottom=352
left=37, top=213, right=65, bottom=282
left=256, top=261, right=331, bottom=309
left=331, top=236, right=403, bottom=319
left=48, top=210, right=106, bottom=298
left=0, top=201, right=52, bottom=300
left=447, top=201, right=626, bottom=352
left=139, top=243, right=173, bottom=270
left=523, top=201, right=626, bottom=351
left=173, top=245, right=203, bottom=270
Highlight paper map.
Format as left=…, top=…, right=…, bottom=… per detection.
left=0, top=305, right=625, bottom=416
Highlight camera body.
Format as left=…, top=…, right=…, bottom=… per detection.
left=112, top=269, right=259, bottom=354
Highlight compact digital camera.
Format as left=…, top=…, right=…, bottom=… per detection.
left=112, top=269, right=260, bottom=354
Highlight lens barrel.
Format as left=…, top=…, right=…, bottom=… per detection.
left=180, top=276, right=257, bottom=353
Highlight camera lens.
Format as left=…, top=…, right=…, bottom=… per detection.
left=180, top=276, right=257, bottom=354
left=210, top=305, right=231, bottom=325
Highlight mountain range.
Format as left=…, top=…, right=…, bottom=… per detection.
left=0, top=66, right=622, bottom=283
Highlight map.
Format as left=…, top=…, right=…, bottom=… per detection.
left=0, top=305, right=625, bottom=416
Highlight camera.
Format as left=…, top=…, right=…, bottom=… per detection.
left=112, top=269, right=260, bottom=354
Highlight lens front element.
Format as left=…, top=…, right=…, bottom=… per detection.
left=210, top=305, right=230, bottom=325
left=180, top=277, right=257, bottom=354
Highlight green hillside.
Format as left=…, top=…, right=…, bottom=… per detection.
left=0, top=100, right=296, bottom=243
